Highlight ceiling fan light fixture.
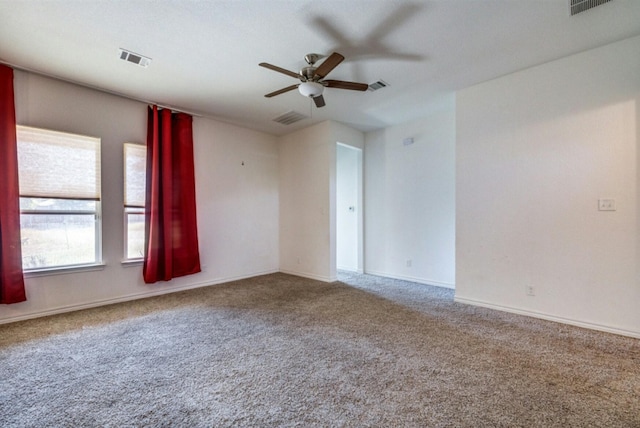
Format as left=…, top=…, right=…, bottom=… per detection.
left=298, top=82, right=324, bottom=98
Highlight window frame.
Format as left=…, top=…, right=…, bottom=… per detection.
left=123, top=206, right=145, bottom=262
left=123, top=142, right=146, bottom=262
left=17, top=125, right=103, bottom=273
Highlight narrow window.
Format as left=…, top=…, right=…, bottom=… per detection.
left=17, top=126, right=102, bottom=271
left=123, top=143, right=146, bottom=261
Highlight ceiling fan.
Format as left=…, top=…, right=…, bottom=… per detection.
left=259, top=52, right=368, bottom=108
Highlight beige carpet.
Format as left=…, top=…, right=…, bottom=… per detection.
left=1, top=272, right=639, bottom=427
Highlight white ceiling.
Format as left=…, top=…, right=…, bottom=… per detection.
left=2, top=0, right=640, bottom=136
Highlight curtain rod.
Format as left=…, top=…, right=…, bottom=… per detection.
left=2, top=61, right=203, bottom=117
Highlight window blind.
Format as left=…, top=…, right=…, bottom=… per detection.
left=124, top=143, right=146, bottom=208
left=17, top=126, right=101, bottom=200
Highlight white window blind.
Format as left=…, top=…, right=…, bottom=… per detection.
left=124, top=143, right=146, bottom=208
left=17, top=126, right=101, bottom=200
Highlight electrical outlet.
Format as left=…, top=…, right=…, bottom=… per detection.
left=406, top=259, right=412, bottom=268
left=598, top=199, right=616, bottom=211
left=526, top=285, right=535, bottom=296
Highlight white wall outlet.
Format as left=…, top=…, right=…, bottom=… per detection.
left=526, top=285, right=535, bottom=296
left=406, top=259, right=412, bottom=267
left=598, top=199, right=616, bottom=211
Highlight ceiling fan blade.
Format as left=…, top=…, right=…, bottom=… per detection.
left=259, top=62, right=300, bottom=79
left=313, top=52, right=344, bottom=79
left=265, top=84, right=299, bottom=98
left=313, top=95, right=326, bottom=108
left=309, top=16, right=350, bottom=46
left=324, top=80, right=369, bottom=91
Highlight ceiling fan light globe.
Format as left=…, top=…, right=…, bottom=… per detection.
left=298, top=82, right=324, bottom=98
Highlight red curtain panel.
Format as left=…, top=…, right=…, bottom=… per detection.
left=0, top=64, right=26, bottom=304
left=143, top=106, right=201, bottom=283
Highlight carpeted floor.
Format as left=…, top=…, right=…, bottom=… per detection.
left=1, top=272, right=638, bottom=427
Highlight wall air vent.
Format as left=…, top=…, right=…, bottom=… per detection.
left=570, top=0, right=612, bottom=16
left=273, top=110, right=308, bottom=125
left=118, top=48, right=151, bottom=67
left=368, top=80, right=389, bottom=92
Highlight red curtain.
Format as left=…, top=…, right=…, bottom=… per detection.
left=0, top=64, right=26, bottom=304
left=143, top=106, right=201, bottom=283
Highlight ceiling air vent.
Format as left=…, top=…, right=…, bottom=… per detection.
left=118, top=48, right=151, bottom=68
left=368, top=80, right=389, bottom=92
left=570, top=0, right=612, bottom=16
left=273, top=110, right=308, bottom=125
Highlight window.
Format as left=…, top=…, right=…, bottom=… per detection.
left=124, top=143, right=146, bottom=260
left=17, top=126, right=102, bottom=271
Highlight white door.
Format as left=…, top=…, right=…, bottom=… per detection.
left=336, top=143, right=362, bottom=272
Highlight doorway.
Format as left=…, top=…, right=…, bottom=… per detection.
left=336, top=143, right=363, bottom=273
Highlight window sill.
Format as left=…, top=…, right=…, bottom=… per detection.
left=24, top=263, right=106, bottom=278
left=121, top=259, right=144, bottom=267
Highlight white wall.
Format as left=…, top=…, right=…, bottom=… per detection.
left=364, top=99, right=456, bottom=288
left=456, top=35, right=640, bottom=337
left=1, top=71, right=279, bottom=323
left=278, top=121, right=333, bottom=281
left=278, top=120, right=364, bottom=282
left=193, top=118, right=279, bottom=281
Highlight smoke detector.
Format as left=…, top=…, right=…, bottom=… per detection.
left=118, top=49, right=151, bottom=68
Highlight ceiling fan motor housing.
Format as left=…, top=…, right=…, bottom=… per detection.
left=300, top=66, right=316, bottom=81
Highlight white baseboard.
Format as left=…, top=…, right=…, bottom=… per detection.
left=337, top=267, right=364, bottom=274
left=279, top=269, right=336, bottom=283
left=454, top=296, right=640, bottom=339
left=363, top=269, right=455, bottom=290
left=0, top=269, right=279, bottom=325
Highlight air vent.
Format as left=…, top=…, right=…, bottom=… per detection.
left=118, top=48, right=151, bottom=68
left=570, top=0, right=612, bottom=16
left=368, top=80, right=389, bottom=92
left=273, top=110, right=308, bottom=125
